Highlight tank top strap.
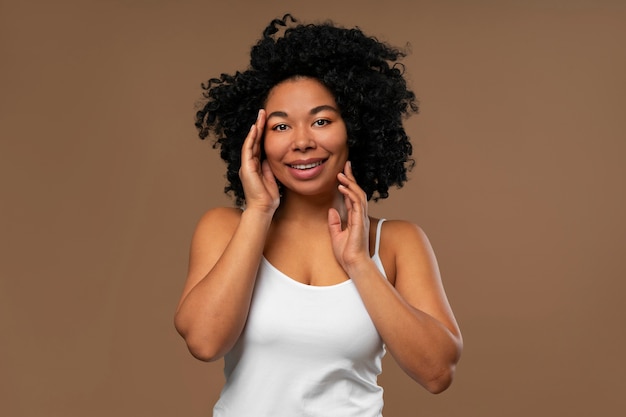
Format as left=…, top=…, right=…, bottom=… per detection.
left=373, top=218, right=386, bottom=258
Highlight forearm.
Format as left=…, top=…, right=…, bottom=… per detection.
left=348, top=260, right=462, bottom=393
left=175, top=209, right=273, bottom=361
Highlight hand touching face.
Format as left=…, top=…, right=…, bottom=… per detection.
left=263, top=77, right=349, bottom=198
left=239, top=109, right=280, bottom=214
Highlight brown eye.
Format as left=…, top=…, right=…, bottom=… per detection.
left=272, top=124, right=289, bottom=131
left=313, top=119, right=330, bottom=127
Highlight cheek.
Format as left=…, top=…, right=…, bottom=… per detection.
left=325, top=131, right=349, bottom=154
left=262, top=138, right=285, bottom=164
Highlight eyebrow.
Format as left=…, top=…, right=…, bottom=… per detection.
left=266, top=105, right=340, bottom=120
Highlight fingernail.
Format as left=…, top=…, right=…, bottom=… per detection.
left=257, top=109, right=262, bottom=121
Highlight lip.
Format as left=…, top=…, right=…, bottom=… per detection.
left=285, top=158, right=328, bottom=180
left=286, top=158, right=326, bottom=167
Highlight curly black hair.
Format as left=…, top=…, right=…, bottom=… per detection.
left=195, top=14, right=418, bottom=206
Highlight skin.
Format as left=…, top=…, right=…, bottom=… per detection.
left=175, top=77, right=463, bottom=394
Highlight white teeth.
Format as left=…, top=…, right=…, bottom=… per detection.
left=290, top=161, right=323, bottom=170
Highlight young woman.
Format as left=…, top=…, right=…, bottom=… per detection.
left=175, top=15, right=462, bottom=416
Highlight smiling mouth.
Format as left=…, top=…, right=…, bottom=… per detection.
left=288, top=160, right=326, bottom=170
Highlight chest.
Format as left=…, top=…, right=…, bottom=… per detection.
left=241, top=259, right=383, bottom=359
left=262, top=220, right=382, bottom=286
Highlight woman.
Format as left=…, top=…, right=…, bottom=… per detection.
left=175, top=15, right=462, bottom=416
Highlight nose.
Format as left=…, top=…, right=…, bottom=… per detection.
left=291, top=127, right=316, bottom=152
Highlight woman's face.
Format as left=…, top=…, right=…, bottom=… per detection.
left=263, top=77, right=349, bottom=198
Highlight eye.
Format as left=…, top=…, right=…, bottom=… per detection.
left=313, top=119, right=330, bottom=127
left=271, top=123, right=289, bottom=131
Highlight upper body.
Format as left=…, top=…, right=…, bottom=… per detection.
left=174, top=14, right=462, bottom=415
left=212, top=217, right=389, bottom=417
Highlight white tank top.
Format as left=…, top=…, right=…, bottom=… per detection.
left=212, top=219, right=388, bottom=417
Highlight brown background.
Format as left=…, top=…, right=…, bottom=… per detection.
left=1, top=0, right=625, bottom=416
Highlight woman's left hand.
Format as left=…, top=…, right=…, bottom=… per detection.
left=328, top=161, right=371, bottom=273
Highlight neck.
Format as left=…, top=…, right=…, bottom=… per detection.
left=274, top=189, right=347, bottom=225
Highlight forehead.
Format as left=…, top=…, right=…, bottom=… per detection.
left=265, top=77, right=337, bottom=110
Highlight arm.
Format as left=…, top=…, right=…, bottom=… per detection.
left=346, top=222, right=462, bottom=393
left=174, top=110, right=279, bottom=361
left=328, top=162, right=462, bottom=393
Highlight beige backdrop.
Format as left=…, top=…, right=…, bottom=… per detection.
left=1, top=0, right=625, bottom=416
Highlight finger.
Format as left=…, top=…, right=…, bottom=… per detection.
left=250, top=109, right=265, bottom=156
left=261, top=160, right=277, bottom=186
left=338, top=171, right=369, bottom=211
left=243, top=109, right=264, bottom=155
left=328, top=208, right=342, bottom=238
left=337, top=172, right=352, bottom=187
left=338, top=181, right=368, bottom=225
left=242, top=123, right=259, bottom=162
left=339, top=185, right=354, bottom=212
left=338, top=172, right=367, bottom=203
left=339, top=184, right=364, bottom=221
left=255, top=108, right=266, bottom=132
left=344, top=160, right=355, bottom=180
left=338, top=166, right=358, bottom=188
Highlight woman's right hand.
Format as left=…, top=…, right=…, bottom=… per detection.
left=239, top=109, right=280, bottom=214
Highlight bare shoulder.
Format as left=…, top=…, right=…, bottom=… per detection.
left=382, top=219, right=460, bottom=338
left=194, top=206, right=243, bottom=239
left=377, top=219, right=439, bottom=286
left=175, top=207, right=243, bottom=312
left=380, top=219, right=428, bottom=237
left=380, top=219, right=433, bottom=257
left=380, top=219, right=457, bottom=322
left=188, top=207, right=243, bottom=274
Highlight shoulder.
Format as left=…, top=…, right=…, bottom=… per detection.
left=377, top=219, right=438, bottom=284
left=186, top=207, right=243, bottom=279
left=196, top=206, right=243, bottom=229
left=380, top=219, right=431, bottom=249
left=191, top=207, right=243, bottom=247
left=383, top=219, right=436, bottom=262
